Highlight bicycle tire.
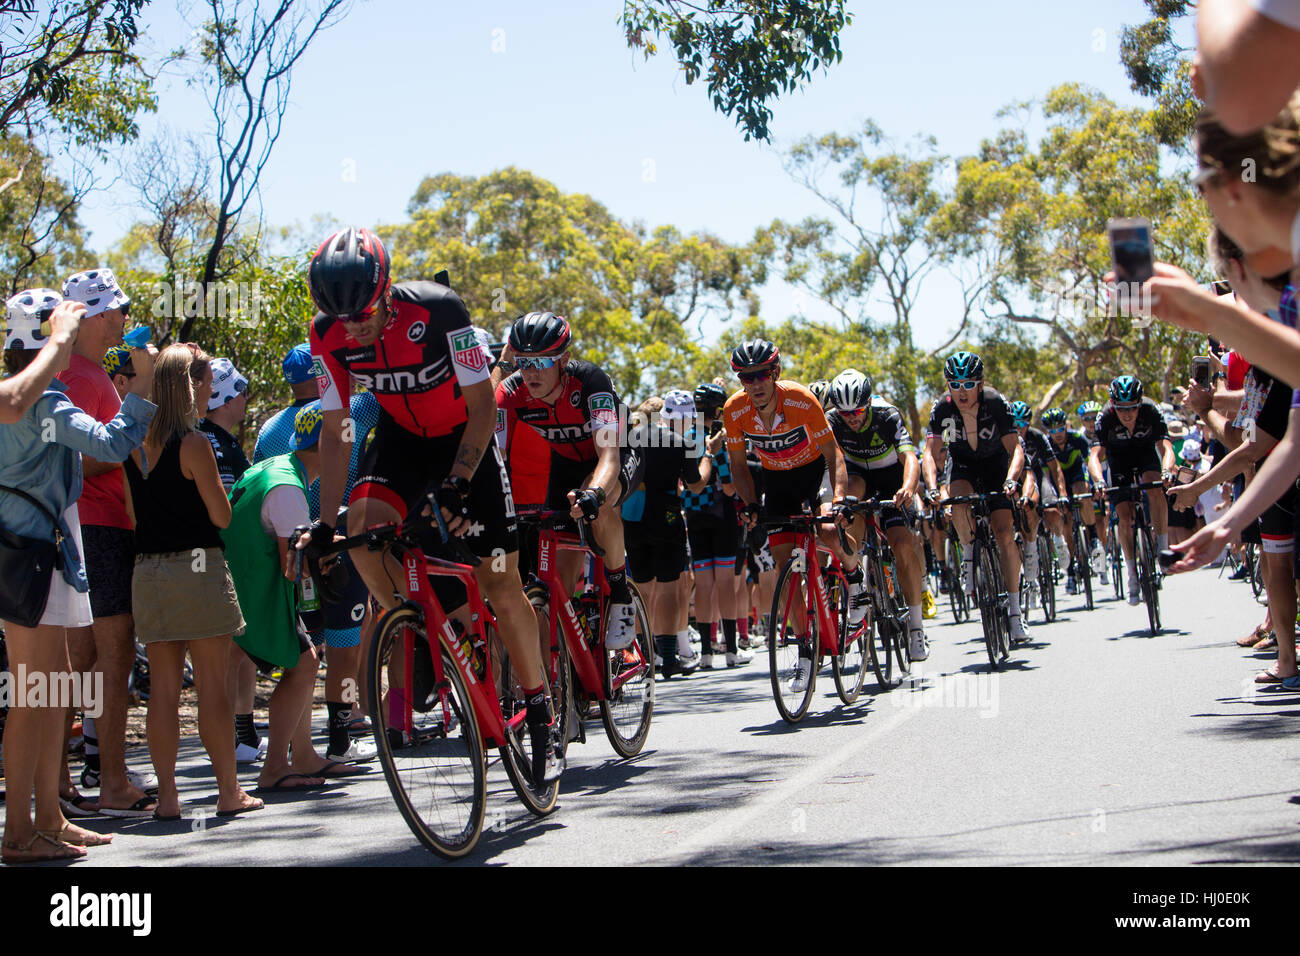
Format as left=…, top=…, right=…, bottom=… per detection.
left=490, top=613, right=568, bottom=817
left=1138, top=525, right=1161, bottom=636
left=599, top=587, right=654, bottom=758
left=369, top=606, right=486, bottom=860
left=973, top=538, right=1004, bottom=671
left=828, top=568, right=867, bottom=704
left=1110, top=537, right=1123, bottom=601
left=1248, top=544, right=1267, bottom=605
left=1074, top=525, right=1094, bottom=611
left=768, top=557, right=819, bottom=722
left=1038, top=536, right=1057, bottom=623
left=946, top=533, right=970, bottom=623
left=865, top=556, right=904, bottom=691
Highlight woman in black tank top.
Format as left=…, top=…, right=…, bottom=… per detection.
left=125, top=344, right=262, bottom=820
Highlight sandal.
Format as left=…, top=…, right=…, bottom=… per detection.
left=1237, top=624, right=1269, bottom=648
left=1253, top=632, right=1279, bottom=651
left=2, top=831, right=86, bottom=864
left=36, top=824, right=113, bottom=847
left=1255, top=666, right=1286, bottom=684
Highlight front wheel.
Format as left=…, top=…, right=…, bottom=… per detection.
left=599, top=587, right=654, bottom=758
left=974, top=539, right=1007, bottom=671
left=1037, top=536, right=1056, bottom=623
left=769, top=558, right=818, bottom=722
left=369, top=606, right=486, bottom=859
left=1074, top=525, right=1094, bottom=611
left=1137, top=526, right=1162, bottom=636
left=828, top=569, right=866, bottom=704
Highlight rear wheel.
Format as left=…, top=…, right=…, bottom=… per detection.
left=599, top=588, right=654, bottom=758
left=866, top=557, right=904, bottom=691
left=769, top=558, right=818, bottom=722
left=369, top=606, right=486, bottom=859
left=828, top=569, right=866, bottom=704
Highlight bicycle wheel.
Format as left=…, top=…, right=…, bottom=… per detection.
left=1110, top=537, right=1123, bottom=601
left=973, top=538, right=1006, bottom=671
left=1248, top=544, right=1266, bottom=605
left=369, top=606, right=486, bottom=859
left=768, top=558, right=819, bottom=722
left=866, top=558, right=905, bottom=691
left=1137, top=526, right=1161, bottom=636
left=490, top=615, right=569, bottom=817
left=1037, top=536, right=1056, bottom=623
left=828, top=569, right=866, bottom=704
left=599, top=587, right=654, bottom=758
left=1072, top=526, right=1094, bottom=610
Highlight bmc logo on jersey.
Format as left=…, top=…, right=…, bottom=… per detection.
left=589, top=394, right=617, bottom=426
left=450, top=330, right=486, bottom=372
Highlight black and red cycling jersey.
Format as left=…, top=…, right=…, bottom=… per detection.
left=309, top=280, right=491, bottom=438
left=495, top=360, right=623, bottom=462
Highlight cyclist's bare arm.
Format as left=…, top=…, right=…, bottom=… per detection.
left=318, top=407, right=351, bottom=530
left=922, top=435, right=943, bottom=492
left=819, top=436, right=847, bottom=502
left=1088, top=444, right=1106, bottom=489
left=1002, top=434, right=1025, bottom=484
left=730, top=456, right=757, bottom=507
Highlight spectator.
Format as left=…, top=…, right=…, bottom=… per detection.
left=1196, top=0, right=1300, bottom=135
left=123, top=344, right=262, bottom=820
left=102, top=347, right=135, bottom=401
left=57, top=269, right=157, bottom=820
left=200, top=358, right=251, bottom=493
left=0, top=289, right=153, bottom=861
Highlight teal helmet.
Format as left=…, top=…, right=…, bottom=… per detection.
left=1110, top=375, right=1143, bottom=404
left=944, top=350, right=983, bottom=382
left=1008, top=400, right=1031, bottom=423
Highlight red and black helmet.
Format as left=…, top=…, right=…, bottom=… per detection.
left=308, top=227, right=390, bottom=317
left=508, top=311, right=571, bottom=355
left=730, top=339, right=780, bottom=372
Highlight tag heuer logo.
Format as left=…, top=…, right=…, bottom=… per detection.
left=451, top=331, right=486, bottom=372
left=311, top=358, right=325, bottom=377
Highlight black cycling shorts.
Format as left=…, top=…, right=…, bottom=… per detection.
left=300, top=551, right=368, bottom=640
left=545, top=447, right=644, bottom=512
left=686, top=513, right=739, bottom=569
left=947, top=453, right=1012, bottom=512
left=1107, top=447, right=1162, bottom=501
left=351, top=413, right=518, bottom=560
left=846, top=462, right=913, bottom=530
left=763, top=458, right=829, bottom=522
left=626, top=515, right=688, bottom=583
left=1259, top=483, right=1297, bottom=553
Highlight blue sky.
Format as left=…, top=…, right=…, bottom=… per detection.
left=72, top=0, right=1188, bottom=351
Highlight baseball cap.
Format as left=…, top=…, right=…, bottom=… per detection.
left=1181, top=438, right=1202, bottom=461
left=62, top=269, right=129, bottom=318
left=103, top=346, right=133, bottom=378
left=207, top=358, right=249, bottom=411
left=4, top=288, right=61, bottom=351
left=282, top=343, right=314, bottom=385
left=661, top=388, right=696, bottom=421
left=291, top=401, right=323, bottom=451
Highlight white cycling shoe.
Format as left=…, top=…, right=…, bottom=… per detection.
left=605, top=603, right=638, bottom=650
left=788, top=659, right=812, bottom=694
left=908, top=627, right=929, bottom=661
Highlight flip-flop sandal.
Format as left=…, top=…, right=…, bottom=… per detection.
left=152, top=811, right=182, bottom=822
left=215, top=801, right=264, bottom=818
left=252, top=773, right=328, bottom=794
left=1255, top=668, right=1284, bottom=684
left=99, top=796, right=158, bottom=819
left=59, top=794, right=99, bottom=818
left=307, top=760, right=374, bottom=778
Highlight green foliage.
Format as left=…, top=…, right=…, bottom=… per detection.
left=620, top=0, right=851, bottom=142
left=1118, top=0, right=1196, bottom=148
left=0, top=137, right=89, bottom=295
left=384, top=167, right=760, bottom=403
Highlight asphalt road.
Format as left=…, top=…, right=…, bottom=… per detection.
left=22, top=562, right=1300, bottom=867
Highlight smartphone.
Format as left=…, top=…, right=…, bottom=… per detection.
left=1191, top=355, right=1212, bottom=388
left=1108, top=217, right=1154, bottom=284
left=709, top=419, right=723, bottom=437
left=1158, top=548, right=1179, bottom=569
left=1176, top=466, right=1197, bottom=485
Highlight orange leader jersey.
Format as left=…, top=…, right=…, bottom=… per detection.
left=723, top=381, right=833, bottom=471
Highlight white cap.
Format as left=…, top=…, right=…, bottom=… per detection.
left=62, top=269, right=129, bottom=318
left=661, top=388, right=696, bottom=420
left=208, top=357, right=248, bottom=410
left=4, top=288, right=61, bottom=351
left=1181, top=438, right=1202, bottom=461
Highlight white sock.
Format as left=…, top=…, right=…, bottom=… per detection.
left=1009, top=594, right=1021, bottom=616
left=677, top=629, right=693, bottom=656
left=1156, top=533, right=1168, bottom=553
left=909, top=604, right=923, bottom=629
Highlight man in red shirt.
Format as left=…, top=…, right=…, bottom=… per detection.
left=58, top=269, right=157, bottom=818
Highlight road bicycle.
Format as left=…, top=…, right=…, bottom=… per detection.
left=934, top=504, right=971, bottom=624
left=1064, top=492, right=1096, bottom=611
left=941, top=494, right=1011, bottom=670
left=841, top=497, right=912, bottom=691
left=299, top=493, right=567, bottom=859
left=1108, top=503, right=1124, bottom=601
left=1015, top=499, right=1056, bottom=624
left=514, top=507, right=654, bottom=759
left=1103, top=478, right=1167, bottom=637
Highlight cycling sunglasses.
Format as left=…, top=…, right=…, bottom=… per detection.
left=514, top=355, right=561, bottom=370
left=1113, top=402, right=1140, bottom=411
left=1081, top=414, right=1097, bottom=422
left=1013, top=418, right=1029, bottom=427
left=1048, top=426, right=1067, bottom=434
left=341, top=305, right=378, bottom=323
left=948, top=379, right=980, bottom=391
left=738, top=368, right=775, bottom=385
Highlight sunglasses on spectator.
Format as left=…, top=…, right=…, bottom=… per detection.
left=949, top=380, right=980, bottom=391
left=514, top=355, right=561, bottom=370
left=738, top=368, right=775, bottom=385
left=1193, top=164, right=1223, bottom=195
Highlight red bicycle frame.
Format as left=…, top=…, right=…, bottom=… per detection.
left=768, top=521, right=844, bottom=657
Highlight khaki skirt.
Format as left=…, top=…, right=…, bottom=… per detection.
left=132, top=548, right=245, bottom=644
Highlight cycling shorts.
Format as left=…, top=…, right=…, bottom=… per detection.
left=687, top=514, right=739, bottom=571
left=846, top=461, right=913, bottom=531
left=626, top=517, right=688, bottom=583
left=545, top=447, right=644, bottom=512
left=1259, top=484, right=1297, bottom=554
left=1107, top=448, right=1162, bottom=501
left=763, top=457, right=829, bottom=522
left=300, top=551, right=368, bottom=648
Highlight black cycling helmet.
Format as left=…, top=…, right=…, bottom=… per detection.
left=1042, top=407, right=1067, bottom=428
left=1110, top=375, right=1143, bottom=403
left=1009, top=400, right=1032, bottom=423
left=730, top=339, right=780, bottom=372
left=694, top=382, right=727, bottom=411
left=508, top=311, right=571, bottom=355
left=808, top=379, right=832, bottom=407
left=308, top=227, right=390, bottom=317
left=944, top=350, right=984, bottom=382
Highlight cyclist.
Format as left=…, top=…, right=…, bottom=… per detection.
left=494, top=311, right=644, bottom=651
left=1044, top=406, right=1108, bottom=592
left=724, top=340, right=851, bottom=693
left=808, top=379, right=832, bottom=409
left=1087, top=375, right=1175, bottom=605
left=1076, top=399, right=1112, bottom=569
left=303, top=227, right=560, bottom=785
left=1010, top=401, right=1067, bottom=604
left=922, top=351, right=1029, bottom=643
left=826, top=369, right=929, bottom=660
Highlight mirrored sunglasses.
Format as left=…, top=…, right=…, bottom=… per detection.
left=514, top=355, right=561, bottom=370
left=738, top=368, right=775, bottom=385
left=949, top=380, right=980, bottom=391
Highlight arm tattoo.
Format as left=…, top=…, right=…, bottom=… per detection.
left=454, top=442, right=485, bottom=473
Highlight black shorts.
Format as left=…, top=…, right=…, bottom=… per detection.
left=763, top=458, right=829, bottom=522
left=947, top=454, right=1012, bottom=512
left=1107, top=447, right=1162, bottom=500
left=300, top=551, right=369, bottom=643
left=245, top=619, right=317, bottom=674
left=626, top=516, right=688, bottom=583
left=686, top=513, right=738, bottom=568
left=1259, top=483, right=1297, bottom=553
left=82, top=525, right=135, bottom=618
left=1166, top=494, right=1196, bottom=530
left=351, top=412, right=518, bottom=560
left=545, top=448, right=644, bottom=512
left=846, top=462, right=913, bottom=530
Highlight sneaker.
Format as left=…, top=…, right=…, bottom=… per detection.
left=788, top=659, right=812, bottom=694
left=726, top=649, right=753, bottom=667
left=605, top=602, right=638, bottom=650
left=700, top=653, right=720, bottom=670
left=1227, top=564, right=1249, bottom=581
left=961, top=559, right=974, bottom=597
left=908, top=627, right=929, bottom=661
left=327, top=736, right=378, bottom=764
left=1009, top=615, right=1029, bottom=644
left=848, top=579, right=870, bottom=626
left=921, top=590, right=937, bottom=620
left=676, top=648, right=701, bottom=673
left=1065, top=573, right=1077, bottom=595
